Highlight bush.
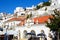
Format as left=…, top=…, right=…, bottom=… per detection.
left=43, top=2, right=51, bottom=6
left=36, top=2, right=51, bottom=10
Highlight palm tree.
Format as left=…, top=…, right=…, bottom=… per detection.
left=46, top=9, right=60, bottom=40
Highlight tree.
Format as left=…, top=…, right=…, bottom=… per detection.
left=43, top=2, right=51, bottom=6
left=46, top=9, right=60, bottom=40
left=36, top=5, right=43, bottom=10
left=36, top=1, right=51, bottom=10
left=26, top=14, right=32, bottom=19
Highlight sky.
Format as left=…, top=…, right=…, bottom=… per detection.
left=0, top=0, right=48, bottom=14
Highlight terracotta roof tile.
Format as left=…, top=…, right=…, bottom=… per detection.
left=33, top=15, right=53, bottom=23
left=9, top=17, right=26, bottom=21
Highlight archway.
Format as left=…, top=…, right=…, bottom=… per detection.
left=38, top=30, right=46, bottom=40
left=31, top=30, right=36, bottom=36
left=31, top=30, right=36, bottom=34
left=41, top=30, right=44, bottom=33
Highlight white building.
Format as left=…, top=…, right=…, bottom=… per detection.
left=0, top=0, right=60, bottom=40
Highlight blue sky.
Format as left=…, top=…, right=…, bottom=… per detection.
left=0, top=0, right=48, bottom=14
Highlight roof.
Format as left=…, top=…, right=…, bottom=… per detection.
left=33, top=15, right=53, bottom=23
left=9, top=16, right=26, bottom=21
left=5, top=15, right=53, bottom=26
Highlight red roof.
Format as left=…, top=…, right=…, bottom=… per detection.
left=7, top=15, right=53, bottom=26
left=9, top=17, right=26, bottom=21
left=33, top=15, right=53, bottom=23
left=7, top=17, right=26, bottom=26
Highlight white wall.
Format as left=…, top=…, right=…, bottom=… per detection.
left=15, top=24, right=50, bottom=39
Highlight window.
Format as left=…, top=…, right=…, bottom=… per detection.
left=21, top=13, right=25, bottom=16
left=23, top=30, right=27, bottom=38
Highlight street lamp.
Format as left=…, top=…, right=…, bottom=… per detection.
left=4, top=25, right=9, bottom=40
